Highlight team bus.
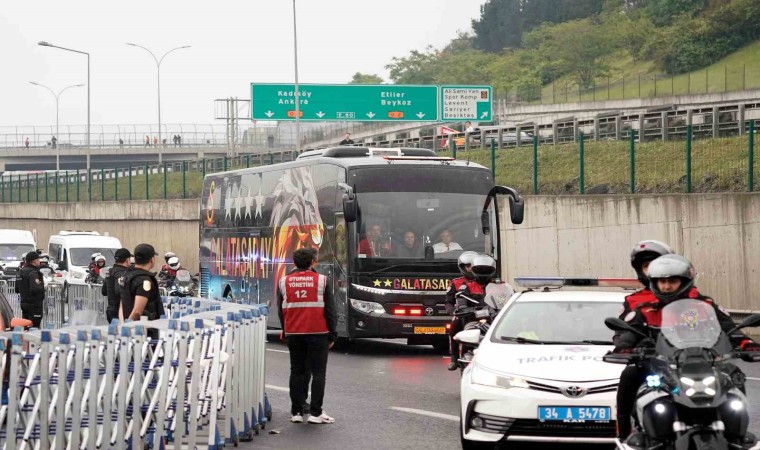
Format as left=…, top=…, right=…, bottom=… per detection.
left=199, top=146, right=524, bottom=350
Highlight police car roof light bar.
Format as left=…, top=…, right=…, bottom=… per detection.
left=515, top=277, right=642, bottom=289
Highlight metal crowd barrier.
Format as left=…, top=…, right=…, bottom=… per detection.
left=0, top=296, right=271, bottom=449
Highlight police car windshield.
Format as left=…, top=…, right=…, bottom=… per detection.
left=492, top=301, right=620, bottom=344
left=70, top=248, right=117, bottom=267
left=0, top=244, right=35, bottom=261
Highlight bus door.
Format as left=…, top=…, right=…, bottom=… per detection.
left=333, top=213, right=349, bottom=336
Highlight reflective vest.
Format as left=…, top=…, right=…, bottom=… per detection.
left=280, top=271, right=328, bottom=335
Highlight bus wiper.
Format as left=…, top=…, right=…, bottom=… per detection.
left=368, top=262, right=450, bottom=275
left=498, top=336, right=545, bottom=344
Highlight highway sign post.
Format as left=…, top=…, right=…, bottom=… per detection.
left=440, top=86, right=492, bottom=121
left=251, top=83, right=439, bottom=122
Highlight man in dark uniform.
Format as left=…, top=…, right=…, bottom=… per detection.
left=277, top=247, right=338, bottom=425
left=119, top=244, right=164, bottom=340
left=18, top=251, right=45, bottom=328
left=102, top=248, right=131, bottom=323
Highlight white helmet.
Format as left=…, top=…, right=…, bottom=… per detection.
left=95, top=254, right=106, bottom=267
left=168, top=256, right=181, bottom=270
left=164, top=252, right=176, bottom=264
left=91, top=252, right=102, bottom=261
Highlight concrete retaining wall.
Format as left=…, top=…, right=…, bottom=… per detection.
left=1, top=193, right=758, bottom=312
left=0, top=200, right=201, bottom=271
left=502, top=194, right=760, bottom=311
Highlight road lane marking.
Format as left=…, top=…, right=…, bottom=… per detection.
left=390, top=407, right=459, bottom=422
left=266, top=384, right=290, bottom=392
left=266, top=348, right=289, bottom=354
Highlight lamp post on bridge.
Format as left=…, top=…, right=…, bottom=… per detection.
left=30, top=82, right=85, bottom=171
left=293, top=0, right=301, bottom=153
left=126, top=43, right=190, bottom=157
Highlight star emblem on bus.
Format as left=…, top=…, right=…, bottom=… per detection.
left=384, top=279, right=392, bottom=287
left=373, top=279, right=381, bottom=287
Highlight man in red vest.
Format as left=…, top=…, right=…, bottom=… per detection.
left=277, top=247, right=338, bottom=425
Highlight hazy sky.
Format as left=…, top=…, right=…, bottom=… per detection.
left=0, top=0, right=486, bottom=127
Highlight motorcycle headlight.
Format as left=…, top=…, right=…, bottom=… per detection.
left=350, top=299, right=385, bottom=315
left=471, top=364, right=529, bottom=389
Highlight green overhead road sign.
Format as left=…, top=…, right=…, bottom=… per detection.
left=251, top=83, right=439, bottom=122
left=440, top=86, right=492, bottom=121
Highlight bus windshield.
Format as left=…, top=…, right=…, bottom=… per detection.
left=349, top=166, right=494, bottom=267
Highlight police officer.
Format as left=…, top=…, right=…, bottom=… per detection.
left=277, top=247, right=337, bottom=425
left=119, top=244, right=164, bottom=340
left=17, top=251, right=45, bottom=328
left=445, top=251, right=479, bottom=370
left=102, top=248, right=131, bottom=323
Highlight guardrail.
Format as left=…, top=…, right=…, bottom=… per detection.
left=0, top=295, right=271, bottom=449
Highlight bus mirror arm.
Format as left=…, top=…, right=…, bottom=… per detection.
left=339, top=183, right=358, bottom=223
left=481, top=186, right=525, bottom=227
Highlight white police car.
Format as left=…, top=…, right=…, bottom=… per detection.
left=459, top=277, right=640, bottom=449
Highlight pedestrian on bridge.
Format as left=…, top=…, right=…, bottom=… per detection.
left=277, top=247, right=337, bottom=424
left=17, top=252, right=44, bottom=328
left=24, top=137, right=29, bottom=149
left=339, top=133, right=354, bottom=145
left=144, top=135, right=150, bottom=148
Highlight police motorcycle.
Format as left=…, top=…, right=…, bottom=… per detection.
left=84, top=254, right=106, bottom=285
left=604, top=300, right=760, bottom=450
left=165, top=269, right=198, bottom=298
left=453, top=281, right=513, bottom=372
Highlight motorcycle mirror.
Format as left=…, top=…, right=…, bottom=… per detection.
left=604, top=317, right=650, bottom=339
left=727, top=313, right=760, bottom=335
left=454, top=329, right=482, bottom=345
left=602, top=353, right=637, bottom=365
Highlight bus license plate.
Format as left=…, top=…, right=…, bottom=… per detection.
left=414, top=326, right=447, bottom=335
left=538, top=406, right=611, bottom=422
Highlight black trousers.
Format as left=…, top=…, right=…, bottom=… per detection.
left=106, top=310, right=118, bottom=324
left=287, top=334, right=329, bottom=416
left=616, top=365, right=647, bottom=439
left=20, top=307, right=42, bottom=329
left=449, top=317, right=464, bottom=363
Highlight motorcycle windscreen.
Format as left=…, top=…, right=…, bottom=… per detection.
left=484, top=282, right=514, bottom=310
left=660, top=299, right=722, bottom=350
left=176, top=270, right=192, bottom=283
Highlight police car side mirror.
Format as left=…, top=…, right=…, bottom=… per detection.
left=454, top=329, right=482, bottom=345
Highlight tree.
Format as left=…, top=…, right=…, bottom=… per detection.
left=434, top=51, right=493, bottom=85
left=642, top=0, right=707, bottom=26
left=385, top=46, right=440, bottom=84
left=349, top=73, right=384, bottom=84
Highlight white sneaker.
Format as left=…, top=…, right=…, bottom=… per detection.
left=290, top=413, right=304, bottom=423
left=307, top=413, right=335, bottom=424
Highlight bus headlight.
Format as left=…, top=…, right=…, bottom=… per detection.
left=350, top=299, right=385, bottom=315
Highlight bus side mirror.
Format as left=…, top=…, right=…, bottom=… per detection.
left=481, top=211, right=490, bottom=235
left=339, top=183, right=357, bottom=223
left=509, top=195, right=524, bottom=225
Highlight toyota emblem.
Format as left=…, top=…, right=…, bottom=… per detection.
left=561, top=385, right=586, bottom=398
left=425, top=307, right=435, bottom=316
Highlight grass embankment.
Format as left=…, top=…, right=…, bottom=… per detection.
left=534, top=41, right=760, bottom=104
left=441, top=135, right=755, bottom=195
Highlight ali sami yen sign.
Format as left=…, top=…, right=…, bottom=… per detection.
left=251, top=83, right=439, bottom=122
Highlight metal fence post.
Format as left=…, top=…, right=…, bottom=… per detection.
left=88, top=169, right=92, bottom=202
left=749, top=120, right=755, bottom=192
left=1, top=177, right=4, bottom=203
left=224, top=157, right=228, bottom=172
left=579, top=132, right=585, bottom=194
left=76, top=169, right=80, bottom=202
left=164, top=162, right=168, bottom=199
left=450, top=136, right=457, bottom=159
left=182, top=161, right=187, bottom=198
left=629, top=129, right=636, bottom=194
left=129, top=164, right=133, bottom=200
left=65, top=171, right=69, bottom=203
left=145, top=164, right=149, bottom=200
left=533, top=136, right=539, bottom=195
left=245, top=155, right=250, bottom=168
left=35, top=174, right=39, bottom=203
left=54, top=171, right=58, bottom=203
left=490, top=138, right=496, bottom=178
left=686, top=125, right=693, bottom=193
left=268, top=153, right=274, bottom=165
left=45, top=173, right=49, bottom=202
left=202, top=158, right=207, bottom=177
left=115, top=168, right=119, bottom=201
left=16, top=175, right=20, bottom=203
left=27, top=173, right=30, bottom=203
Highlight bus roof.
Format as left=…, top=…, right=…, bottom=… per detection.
left=212, top=147, right=489, bottom=176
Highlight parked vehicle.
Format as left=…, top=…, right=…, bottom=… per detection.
left=0, top=229, right=36, bottom=281
left=47, top=231, right=121, bottom=286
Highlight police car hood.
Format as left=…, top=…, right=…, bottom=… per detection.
left=475, top=343, right=623, bottom=382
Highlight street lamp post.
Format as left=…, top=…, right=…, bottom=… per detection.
left=30, top=82, right=84, bottom=171
left=37, top=42, right=90, bottom=150
left=293, top=0, right=301, bottom=153
left=126, top=43, right=190, bottom=152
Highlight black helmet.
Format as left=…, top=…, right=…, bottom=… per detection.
left=648, top=255, right=696, bottom=303
left=630, top=240, right=673, bottom=286
left=457, top=251, right=478, bottom=279
left=471, top=255, right=496, bottom=285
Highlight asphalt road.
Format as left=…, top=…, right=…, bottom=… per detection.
left=243, top=333, right=760, bottom=450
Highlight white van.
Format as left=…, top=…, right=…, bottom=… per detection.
left=0, top=229, right=37, bottom=280
left=48, top=231, right=122, bottom=286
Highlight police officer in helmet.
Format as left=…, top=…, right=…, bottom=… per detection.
left=119, top=244, right=165, bottom=339
left=445, top=251, right=478, bottom=370
left=614, top=254, right=760, bottom=443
